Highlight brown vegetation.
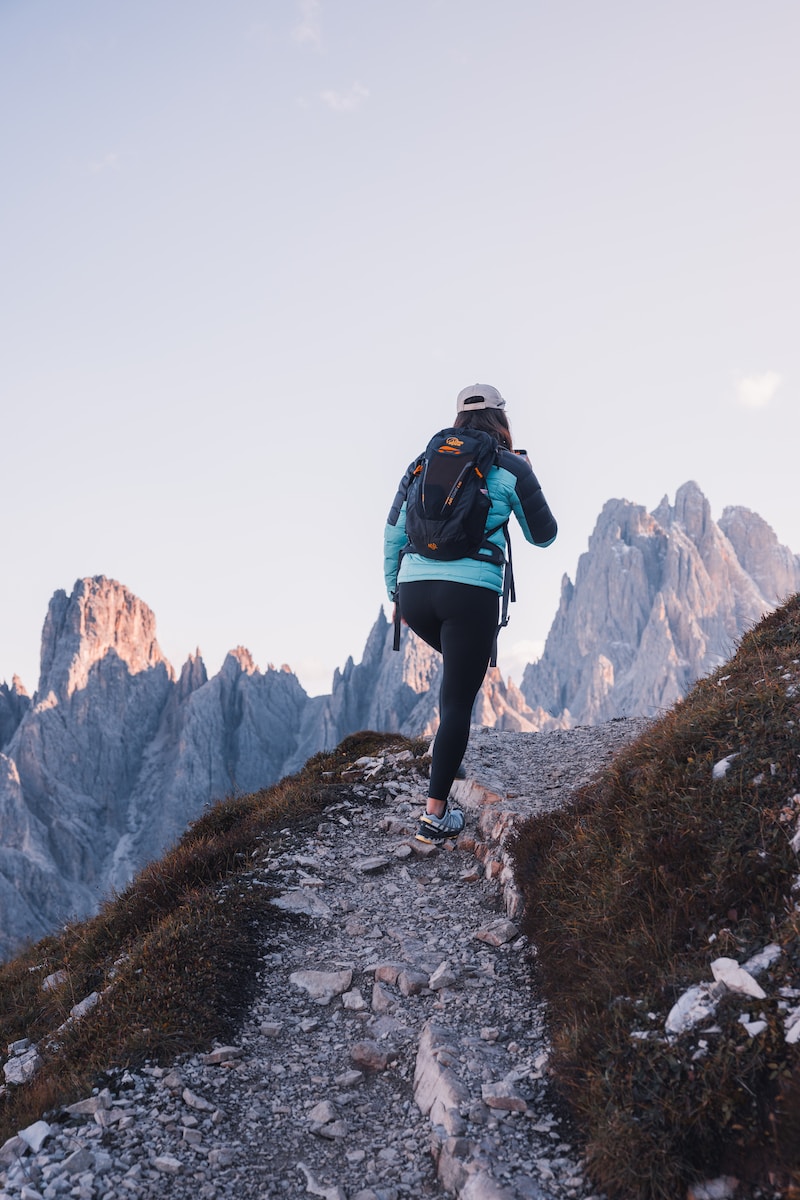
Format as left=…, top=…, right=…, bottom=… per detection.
left=0, top=730, right=410, bottom=1144
left=511, top=594, right=800, bottom=1199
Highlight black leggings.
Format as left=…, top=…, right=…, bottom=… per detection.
left=398, top=580, right=498, bottom=802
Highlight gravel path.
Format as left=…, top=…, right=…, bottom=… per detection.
left=1, top=719, right=647, bottom=1200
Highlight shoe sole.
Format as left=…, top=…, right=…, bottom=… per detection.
left=415, top=820, right=463, bottom=845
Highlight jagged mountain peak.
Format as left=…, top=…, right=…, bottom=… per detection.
left=10, top=675, right=28, bottom=697
left=222, top=646, right=257, bottom=676
left=37, top=576, right=173, bottom=701
left=176, top=652, right=208, bottom=698
left=671, top=479, right=712, bottom=539
left=522, top=483, right=800, bottom=726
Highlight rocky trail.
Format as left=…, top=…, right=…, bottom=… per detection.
left=1, top=720, right=646, bottom=1200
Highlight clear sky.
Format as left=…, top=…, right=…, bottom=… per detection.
left=1, top=0, right=798, bottom=697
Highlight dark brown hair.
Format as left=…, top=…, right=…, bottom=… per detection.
left=453, top=408, right=513, bottom=450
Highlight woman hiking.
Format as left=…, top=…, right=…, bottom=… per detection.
left=384, top=383, right=557, bottom=844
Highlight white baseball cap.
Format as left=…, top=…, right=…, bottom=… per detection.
left=456, top=383, right=506, bottom=412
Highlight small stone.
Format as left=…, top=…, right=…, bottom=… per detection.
left=437, top=1137, right=472, bottom=1193
left=270, top=890, right=333, bottom=918
left=350, top=1040, right=394, bottom=1071
left=63, top=1147, right=94, bottom=1175
left=687, top=1179, right=739, bottom=1200
left=70, top=992, right=100, bottom=1020
left=335, top=1070, right=363, bottom=1088
left=3, top=1046, right=41, bottom=1085
left=308, top=1100, right=338, bottom=1125
left=0, top=1135, right=26, bottom=1164
left=201, top=1046, right=243, bottom=1065
left=357, top=856, right=392, bottom=874
left=159, top=1069, right=184, bottom=1091
left=374, top=962, right=403, bottom=985
left=474, top=918, right=519, bottom=947
left=68, top=1088, right=113, bottom=1115
left=372, top=982, right=393, bottom=1013
left=18, top=1120, right=52, bottom=1153
left=182, top=1088, right=216, bottom=1112
left=318, top=1119, right=348, bottom=1139
left=42, top=969, right=68, bottom=992
left=398, top=969, right=429, bottom=996
left=260, top=1021, right=283, bottom=1037
left=208, top=1147, right=235, bottom=1167
left=298, top=1160, right=347, bottom=1199
left=481, top=1080, right=527, bottom=1112
left=154, top=1154, right=183, bottom=1174
left=342, top=989, right=367, bottom=1011
left=461, top=1169, right=518, bottom=1198
left=410, top=839, right=438, bottom=857
left=93, top=1150, right=114, bottom=1175
left=429, top=962, right=459, bottom=990
left=290, top=968, right=353, bottom=1005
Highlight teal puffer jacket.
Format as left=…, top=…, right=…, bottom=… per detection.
left=383, top=441, right=557, bottom=600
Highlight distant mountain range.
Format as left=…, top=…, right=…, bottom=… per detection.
left=1, top=480, right=797, bottom=958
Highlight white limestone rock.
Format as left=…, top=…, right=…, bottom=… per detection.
left=289, top=969, right=353, bottom=1005
left=18, top=1121, right=52, bottom=1153
left=711, top=957, right=767, bottom=999
left=270, top=889, right=332, bottom=919
left=522, top=482, right=800, bottom=725
left=414, top=1022, right=470, bottom=1133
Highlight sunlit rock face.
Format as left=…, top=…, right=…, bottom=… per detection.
left=0, top=578, right=175, bottom=958
left=521, top=482, right=800, bottom=726
left=0, top=677, right=29, bottom=752
left=0, top=579, right=323, bottom=959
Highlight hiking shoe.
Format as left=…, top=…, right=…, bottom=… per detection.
left=415, top=805, right=465, bottom=844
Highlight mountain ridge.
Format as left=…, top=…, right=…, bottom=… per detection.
left=521, top=480, right=800, bottom=725
left=1, top=481, right=797, bottom=959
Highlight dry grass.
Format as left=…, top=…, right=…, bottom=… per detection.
left=0, top=729, right=412, bottom=1144
left=511, top=595, right=800, bottom=1199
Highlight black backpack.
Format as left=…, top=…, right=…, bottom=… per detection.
left=404, top=427, right=501, bottom=562
left=393, top=427, right=515, bottom=665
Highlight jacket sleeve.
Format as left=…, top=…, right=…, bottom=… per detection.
left=383, top=460, right=417, bottom=600
left=498, top=449, right=558, bottom=547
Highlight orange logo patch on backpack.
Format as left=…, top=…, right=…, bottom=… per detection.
left=437, top=436, right=464, bottom=454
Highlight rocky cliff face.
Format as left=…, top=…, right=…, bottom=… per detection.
left=0, top=678, right=29, bottom=752
left=521, top=482, right=800, bottom=726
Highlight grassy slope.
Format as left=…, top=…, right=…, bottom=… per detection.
left=512, top=595, right=800, bottom=1199
left=0, top=731, right=415, bottom=1145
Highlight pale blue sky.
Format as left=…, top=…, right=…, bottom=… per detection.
left=2, top=0, right=798, bottom=696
